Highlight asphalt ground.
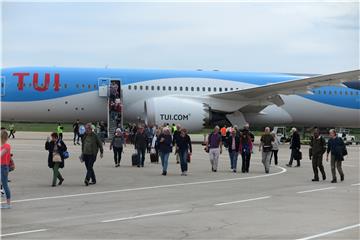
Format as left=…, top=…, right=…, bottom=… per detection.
left=1, top=132, right=359, bottom=240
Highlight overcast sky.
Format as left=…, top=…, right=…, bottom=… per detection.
left=1, top=1, right=359, bottom=74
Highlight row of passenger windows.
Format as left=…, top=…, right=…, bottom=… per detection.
left=128, top=85, right=239, bottom=92
left=17, top=83, right=98, bottom=90
left=313, top=90, right=359, bottom=96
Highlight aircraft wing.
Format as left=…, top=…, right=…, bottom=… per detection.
left=211, top=70, right=360, bottom=106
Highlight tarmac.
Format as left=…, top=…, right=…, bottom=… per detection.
left=1, top=132, right=359, bottom=240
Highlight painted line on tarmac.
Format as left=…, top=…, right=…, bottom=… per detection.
left=9, top=166, right=287, bottom=203
left=351, top=183, right=360, bottom=186
left=101, top=210, right=183, bottom=223
left=297, top=187, right=336, bottom=194
left=1, top=229, right=48, bottom=237
left=215, top=196, right=271, bottom=206
left=296, top=223, right=360, bottom=240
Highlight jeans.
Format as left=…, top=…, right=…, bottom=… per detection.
left=209, top=148, right=220, bottom=171
left=262, top=151, right=272, bottom=173
left=331, top=154, right=344, bottom=180
left=113, top=147, right=123, bottom=165
left=73, top=131, right=80, bottom=143
left=241, top=151, right=251, bottom=172
left=270, top=150, right=278, bottom=165
left=1, top=165, right=11, bottom=199
left=179, top=150, right=188, bottom=173
left=83, top=154, right=97, bottom=183
left=228, top=150, right=238, bottom=170
left=137, top=148, right=146, bottom=166
left=312, top=154, right=326, bottom=180
left=160, top=152, right=170, bottom=173
left=52, top=162, right=63, bottom=186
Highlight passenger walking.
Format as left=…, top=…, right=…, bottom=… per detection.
left=326, top=129, right=346, bottom=183
left=270, top=132, right=280, bottom=165
left=1, top=130, right=12, bottom=209
left=57, top=123, right=64, bottom=140
left=151, top=128, right=161, bottom=163
left=79, top=123, right=86, bottom=142
left=206, top=126, right=223, bottom=172
left=110, top=128, right=125, bottom=167
left=226, top=128, right=240, bottom=173
left=134, top=126, right=147, bottom=167
left=73, top=119, right=80, bottom=145
left=240, top=130, right=253, bottom=173
left=45, top=133, right=67, bottom=187
left=175, top=128, right=192, bottom=176
left=172, top=124, right=181, bottom=164
left=309, top=128, right=326, bottom=181
left=81, top=123, right=104, bottom=186
left=157, top=127, right=173, bottom=176
left=286, top=128, right=301, bottom=167
left=259, top=127, right=274, bottom=174
left=145, top=125, right=154, bottom=153
left=9, top=123, right=15, bottom=138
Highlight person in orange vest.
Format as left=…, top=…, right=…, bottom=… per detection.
left=220, top=125, right=227, bottom=143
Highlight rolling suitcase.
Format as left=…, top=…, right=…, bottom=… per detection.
left=132, top=153, right=139, bottom=166
left=150, top=153, right=158, bottom=163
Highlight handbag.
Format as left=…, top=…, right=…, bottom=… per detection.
left=62, top=151, right=70, bottom=159
left=9, top=155, right=15, bottom=172
left=53, top=153, right=62, bottom=162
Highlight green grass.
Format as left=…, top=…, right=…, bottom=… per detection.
left=1, top=122, right=74, bottom=132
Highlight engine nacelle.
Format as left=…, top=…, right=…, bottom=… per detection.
left=144, top=96, right=209, bottom=132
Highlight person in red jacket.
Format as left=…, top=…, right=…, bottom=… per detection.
left=1, top=130, right=12, bottom=209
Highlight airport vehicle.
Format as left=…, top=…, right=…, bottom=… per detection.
left=337, top=128, right=358, bottom=145
left=1, top=67, right=359, bottom=132
left=272, top=126, right=288, bottom=142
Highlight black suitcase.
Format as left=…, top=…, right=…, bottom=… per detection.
left=150, top=153, right=158, bottom=163
left=132, top=153, right=139, bottom=166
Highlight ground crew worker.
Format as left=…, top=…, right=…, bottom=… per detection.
left=309, top=128, right=326, bottom=181
left=57, top=123, right=64, bottom=140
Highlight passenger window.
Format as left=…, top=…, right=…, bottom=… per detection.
left=191, top=87, right=194, bottom=91
left=323, top=90, right=326, bottom=95
left=345, top=91, right=348, bottom=95
left=219, top=88, right=222, bottom=92
left=334, top=90, right=337, bottom=95
left=82, top=84, right=85, bottom=89
left=225, top=88, right=228, bottom=91
left=157, top=86, right=160, bottom=91
left=339, top=91, right=342, bottom=95
left=162, top=86, right=166, bottom=91
left=213, top=87, right=217, bottom=92
left=134, top=85, right=137, bottom=90
left=174, top=86, right=177, bottom=91
left=196, top=87, right=200, bottom=91
left=180, top=86, right=183, bottom=91
left=208, top=87, right=211, bottom=92
left=88, top=84, right=91, bottom=89
left=145, top=86, right=149, bottom=90
left=140, top=85, right=143, bottom=90
left=128, top=85, right=131, bottom=90
left=185, top=87, right=188, bottom=91
left=202, top=87, right=206, bottom=91
left=230, top=88, right=233, bottom=91
left=168, top=86, right=171, bottom=91
left=94, top=84, right=97, bottom=89
left=350, top=91, right=353, bottom=95
left=318, top=90, right=321, bottom=94
left=151, top=86, right=154, bottom=90
left=329, top=90, right=332, bottom=95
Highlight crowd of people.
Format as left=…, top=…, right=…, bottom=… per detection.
left=0, top=122, right=348, bottom=209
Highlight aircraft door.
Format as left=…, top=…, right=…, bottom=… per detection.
left=98, top=78, right=109, bottom=97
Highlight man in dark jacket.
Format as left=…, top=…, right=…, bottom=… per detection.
left=326, top=129, right=345, bottom=183
left=286, top=127, right=301, bottom=167
left=175, top=128, right=192, bottom=176
left=309, top=128, right=326, bottom=181
left=81, top=123, right=103, bottom=186
left=134, top=126, right=147, bottom=167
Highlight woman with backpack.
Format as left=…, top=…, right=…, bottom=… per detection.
left=240, top=130, right=253, bottom=173
left=45, top=132, right=67, bottom=187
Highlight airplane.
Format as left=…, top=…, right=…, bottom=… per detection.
left=1, top=67, right=359, bottom=132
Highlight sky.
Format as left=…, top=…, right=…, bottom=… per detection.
left=1, top=1, right=359, bottom=74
